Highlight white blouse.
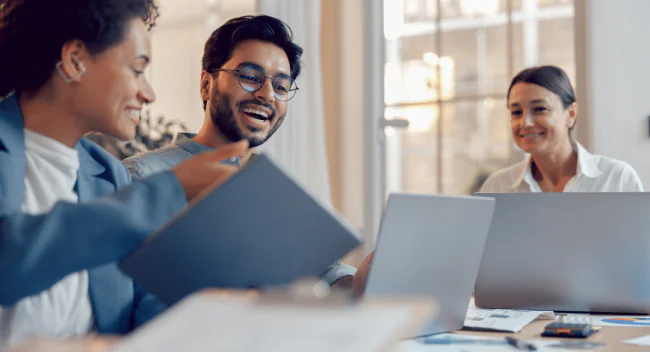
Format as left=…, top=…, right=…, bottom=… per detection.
left=479, top=143, right=644, bottom=193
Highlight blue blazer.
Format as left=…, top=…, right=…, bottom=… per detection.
left=0, top=94, right=187, bottom=334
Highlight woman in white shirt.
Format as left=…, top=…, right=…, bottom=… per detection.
left=480, top=65, right=643, bottom=193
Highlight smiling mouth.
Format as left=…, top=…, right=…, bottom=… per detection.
left=240, top=107, right=270, bottom=121
left=126, top=109, right=141, bottom=122
left=520, top=132, right=544, bottom=138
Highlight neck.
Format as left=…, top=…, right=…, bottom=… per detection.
left=193, top=117, right=253, bottom=163
left=19, top=91, right=85, bottom=148
left=530, top=141, right=577, bottom=186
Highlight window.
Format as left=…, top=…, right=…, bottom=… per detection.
left=383, top=0, right=575, bottom=195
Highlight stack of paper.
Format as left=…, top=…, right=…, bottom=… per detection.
left=463, top=299, right=555, bottom=332
left=112, top=292, right=435, bottom=352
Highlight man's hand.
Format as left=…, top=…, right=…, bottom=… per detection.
left=352, top=252, right=374, bottom=297
left=172, top=140, right=249, bottom=202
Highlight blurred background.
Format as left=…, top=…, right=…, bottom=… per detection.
left=122, top=0, right=650, bottom=265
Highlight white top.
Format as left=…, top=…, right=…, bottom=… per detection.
left=0, top=130, right=94, bottom=346
left=479, top=143, right=644, bottom=193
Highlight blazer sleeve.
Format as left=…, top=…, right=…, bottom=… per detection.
left=0, top=170, right=187, bottom=306
left=131, top=282, right=168, bottom=329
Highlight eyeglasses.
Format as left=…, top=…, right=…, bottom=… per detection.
left=210, top=65, right=299, bottom=102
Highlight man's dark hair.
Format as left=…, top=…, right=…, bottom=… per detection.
left=0, top=0, right=159, bottom=97
left=201, top=15, right=303, bottom=110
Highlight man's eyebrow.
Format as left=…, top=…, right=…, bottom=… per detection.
left=238, top=62, right=292, bottom=78
left=134, top=55, right=150, bottom=63
left=237, top=62, right=264, bottom=70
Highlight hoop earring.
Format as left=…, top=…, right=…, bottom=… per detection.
left=55, top=56, right=86, bottom=83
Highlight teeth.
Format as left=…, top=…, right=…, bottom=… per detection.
left=523, top=133, right=542, bottom=138
left=241, top=108, right=269, bottom=119
left=126, top=109, right=141, bottom=119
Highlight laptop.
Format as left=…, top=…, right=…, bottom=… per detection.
left=120, top=154, right=362, bottom=305
left=363, top=193, right=496, bottom=336
left=475, top=193, right=650, bottom=314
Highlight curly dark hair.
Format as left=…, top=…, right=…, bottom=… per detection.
left=0, top=0, right=159, bottom=98
left=201, top=15, right=303, bottom=110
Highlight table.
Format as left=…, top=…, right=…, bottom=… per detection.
left=455, top=319, right=650, bottom=351
left=15, top=321, right=650, bottom=352
left=10, top=294, right=650, bottom=352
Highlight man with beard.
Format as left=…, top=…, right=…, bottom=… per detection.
left=123, top=15, right=362, bottom=290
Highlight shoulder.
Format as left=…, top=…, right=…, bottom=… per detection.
left=592, top=153, right=635, bottom=174
left=591, top=154, right=643, bottom=191
left=122, top=144, right=189, bottom=179
left=79, top=137, right=117, bottom=162
left=78, top=138, right=131, bottom=187
left=479, top=160, right=528, bottom=193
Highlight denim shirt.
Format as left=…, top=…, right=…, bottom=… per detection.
left=122, top=133, right=357, bottom=285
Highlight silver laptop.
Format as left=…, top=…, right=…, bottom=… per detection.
left=364, top=193, right=496, bottom=336
left=475, top=193, right=650, bottom=314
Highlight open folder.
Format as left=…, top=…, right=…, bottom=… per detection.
left=120, top=154, right=362, bottom=305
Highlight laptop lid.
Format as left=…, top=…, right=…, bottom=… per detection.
left=364, top=193, right=495, bottom=336
left=120, top=154, right=362, bottom=305
left=475, top=192, right=650, bottom=314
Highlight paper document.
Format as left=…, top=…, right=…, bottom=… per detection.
left=111, top=293, right=435, bottom=352
left=396, top=334, right=505, bottom=352
left=463, top=299, right=555, bottom=332
left=396, top=334, right=605, bottom=352
left=562, top=314, right=650, bottom=327
left=624, top=334, right=650, bottom=346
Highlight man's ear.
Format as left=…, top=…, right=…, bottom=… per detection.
left=200, top=70, right=212, bottom=102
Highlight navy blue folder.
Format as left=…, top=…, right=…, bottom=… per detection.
left=120, top=154, right=362, bottom=305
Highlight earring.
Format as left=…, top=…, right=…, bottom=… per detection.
left=55, top=56, right=86, bottom=83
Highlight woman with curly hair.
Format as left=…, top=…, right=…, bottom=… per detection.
left=0, top=0, right=247, bottom=345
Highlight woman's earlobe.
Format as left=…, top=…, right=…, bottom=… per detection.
left=567, top=119, right=576, bottom=128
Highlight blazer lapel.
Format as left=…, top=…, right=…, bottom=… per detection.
left=76, top=143, right=134, bottom=334
left=0, top=94, right=26, bottom=209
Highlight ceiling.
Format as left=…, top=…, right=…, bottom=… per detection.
left=156, top=0, right=257, bottom=24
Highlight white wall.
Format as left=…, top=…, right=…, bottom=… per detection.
left=582, top=0, right=650, bottom=189
left=149, top=24, right=206, bottom=132
left=147, top=0, right=257, bottom=133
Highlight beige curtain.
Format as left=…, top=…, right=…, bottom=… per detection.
left=256, top=0, right=331, bottom=205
